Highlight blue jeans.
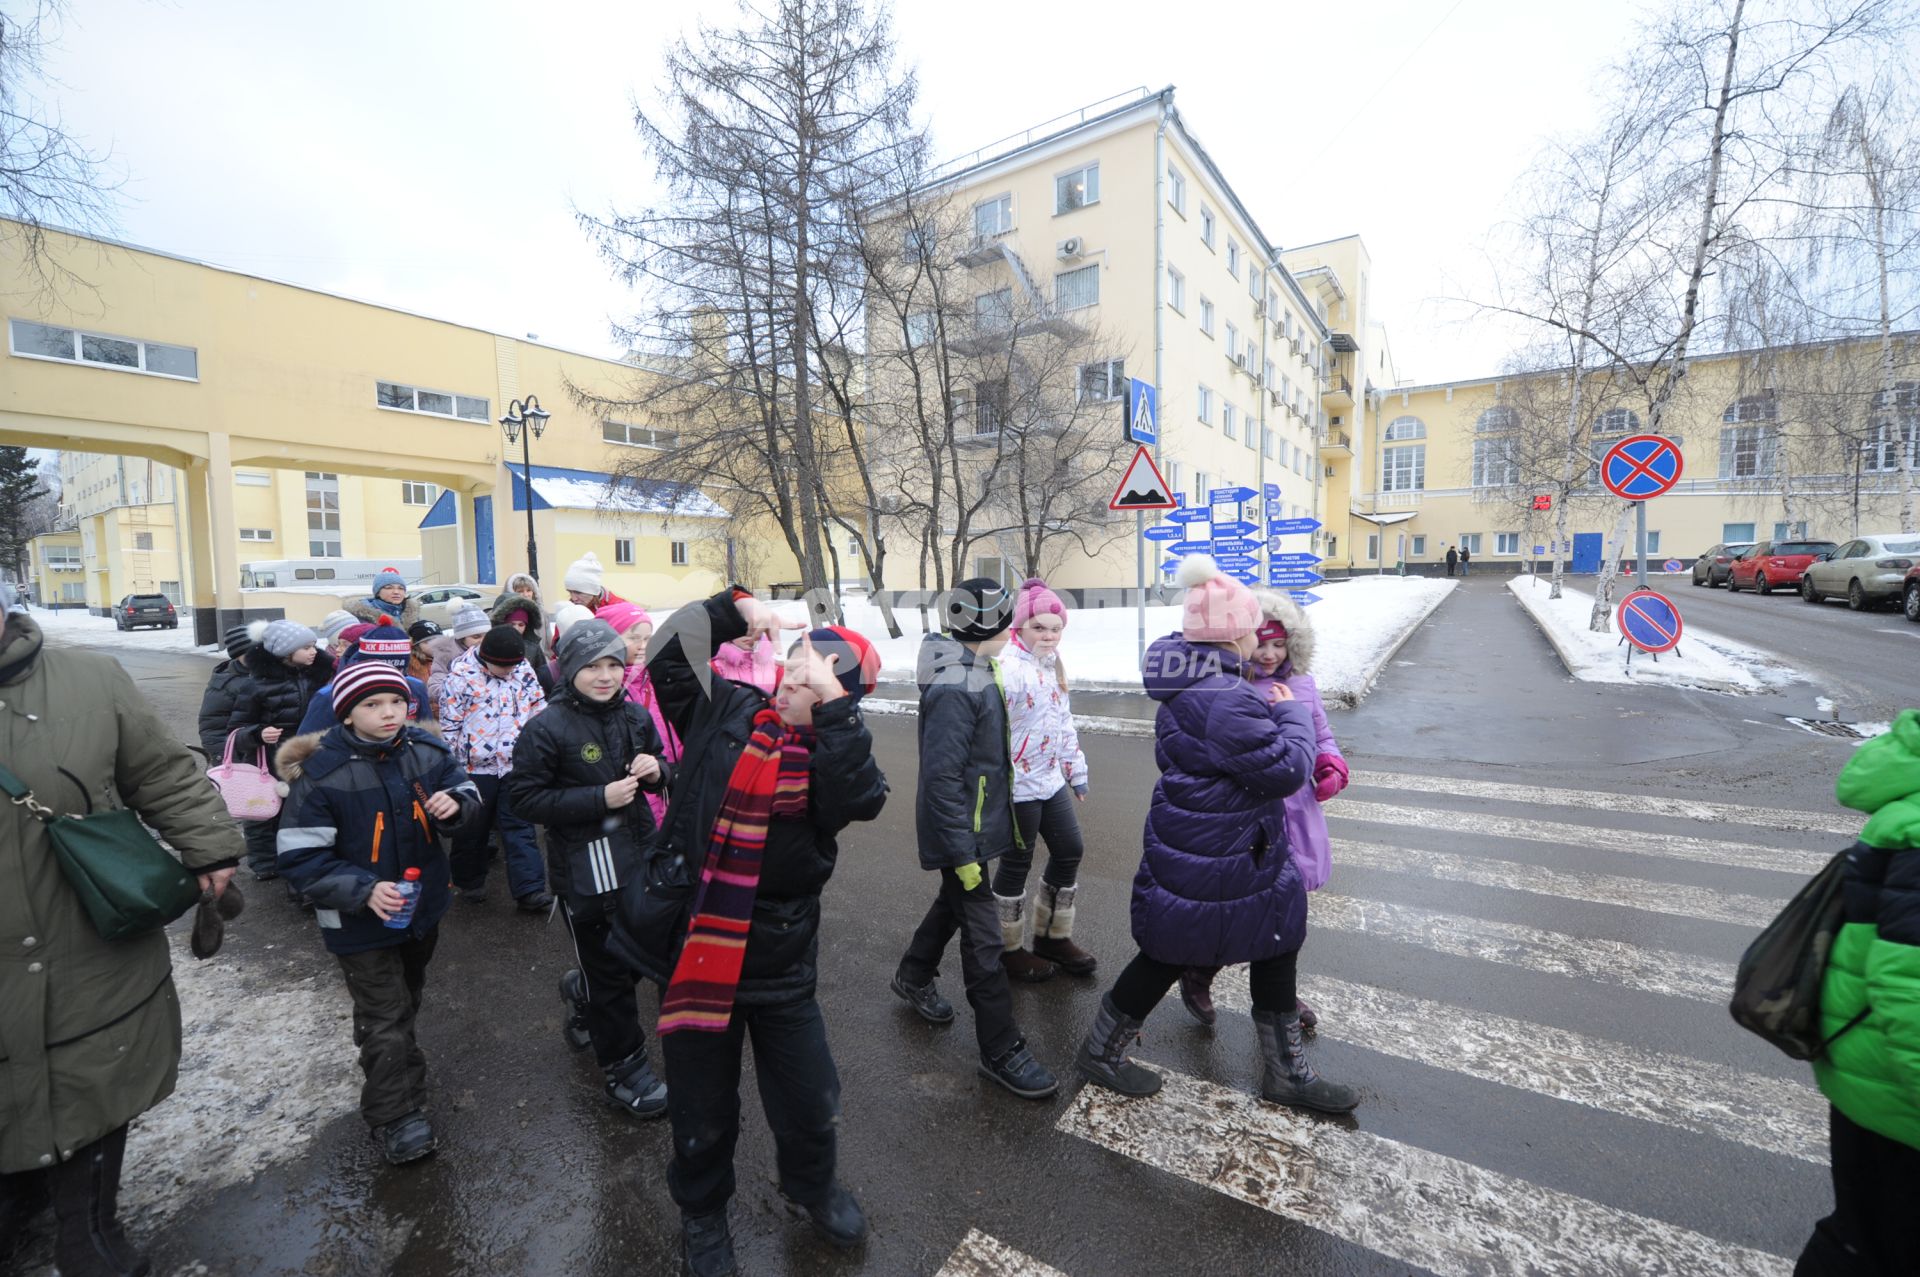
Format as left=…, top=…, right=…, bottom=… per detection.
left=449, top=773, right=546, bottom=899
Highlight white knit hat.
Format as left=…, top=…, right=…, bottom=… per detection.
left=550, top=603, right=593, bottom=647
left=563, top=552, right=605, bottom=596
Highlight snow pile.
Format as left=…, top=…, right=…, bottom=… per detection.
left=773, top=576, right=1454, bottom=706
left=1505, top=576, right=1800, bottom=694
left=28, top=605, right=215, bottom=656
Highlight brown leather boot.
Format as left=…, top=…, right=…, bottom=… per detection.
left=1179, top=967, right=1219, bottom=1027
left=1031, top=883, right=1098, bottom=975
left=1001, top=947, right=1058, bottom=983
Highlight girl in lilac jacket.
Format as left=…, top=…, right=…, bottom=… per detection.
left=1073, top=556, right=1360, bottom=1115
left=1179, top=588, right=1348, bottom=1034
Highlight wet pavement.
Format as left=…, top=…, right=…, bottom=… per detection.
left=15, top=597, right=1882, bottom=1276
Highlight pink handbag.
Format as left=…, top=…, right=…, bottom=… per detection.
left=207, top=731, right=283, bottom=822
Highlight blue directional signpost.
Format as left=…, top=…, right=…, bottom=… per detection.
left=1268, top=517, right=1321, bottom=538
left=1142, top=523, right=1189, bottom=542
left=1616, top=588, right=1683, bottom=671
left=1209, top=485, right=1258, bottom=506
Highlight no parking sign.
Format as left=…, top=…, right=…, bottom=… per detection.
left=1617, top=589, right=1684, bottom=654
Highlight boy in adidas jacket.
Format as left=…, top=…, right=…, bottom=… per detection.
left=275, top=664, right=480, bottom=1166
left=505, top=621, right=673, bottom=1120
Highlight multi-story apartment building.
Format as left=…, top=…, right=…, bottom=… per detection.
left=890, top=87, right=1345, bottom=592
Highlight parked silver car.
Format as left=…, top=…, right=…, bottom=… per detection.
left=1799, top=534, right=1920, bottom=610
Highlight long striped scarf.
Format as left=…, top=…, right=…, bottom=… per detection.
left=657, top=709, right=811, bottom=1035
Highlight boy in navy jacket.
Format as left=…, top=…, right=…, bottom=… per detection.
left=275, top=663, right=480, bottom=1165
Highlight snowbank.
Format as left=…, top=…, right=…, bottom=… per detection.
left=774, top=576, right=1454, bottom=706
left=28, top=605, right=217, bottom=656
left=1505, top=576, right=1800, bottom=694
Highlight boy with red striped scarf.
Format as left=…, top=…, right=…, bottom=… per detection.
left=622, top=589, right=886, bottom=1277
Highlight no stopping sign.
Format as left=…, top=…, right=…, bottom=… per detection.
left=1617, top=589, right=1683, bottom=654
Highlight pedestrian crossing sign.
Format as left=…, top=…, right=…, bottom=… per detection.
left=1109, top=445, right=1177, bottom=511
left=1126, top=378, right=1158, bottom=445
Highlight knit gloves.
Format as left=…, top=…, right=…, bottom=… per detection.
left=1312, top=754, right=1349, bottom=803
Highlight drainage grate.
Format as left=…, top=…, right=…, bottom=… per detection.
left=1785, top=717, right=1866, bottom=740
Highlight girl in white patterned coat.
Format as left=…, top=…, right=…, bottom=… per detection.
left=994, top=577, right=1097, bottom=982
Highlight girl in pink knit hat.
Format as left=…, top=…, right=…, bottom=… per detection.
left=595, top=600, right=682, bottom=826
left=994, top=578, right=1096, bottom=983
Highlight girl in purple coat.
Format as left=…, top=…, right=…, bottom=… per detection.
left=1178, top=589, right=1350, bottom=1033
left=1075, top=556, right=1360, bottom=1113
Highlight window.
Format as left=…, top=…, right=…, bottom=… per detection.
left=1078, top=359, right=1125, bottom=402
left=670, top=541, right=688, bottom=567
left=974, top=194, right=1012, bottom=238
left=305, top=471, right=342, bottom=558
left=1200, top=206, right=1216, bottom=249
left=1225, top=323, right=1240, bottom=363
left=1593, top=407, right=1639, bottom=435
left=1055, top=263, right=1099, bottom=310
left=131, top=531, right=153, bottom=551
left=1385, top=415, right=1426, bottom=441
left=1194, top=471, right=1211, bottom=506
left=615, top=538, right=634, bottom=566
left=1866, top=383, right=1918, bottom=473
left=238, top=528, right=274, bottom=542
left=159, top=581, right=182, bottom=605
left=1723, top=522, right=1756, bottom=544
left=1724, top=394, right=1778, bottom=424
left=1227, top=240, right=1241, bottom=278
left=975, top=288, right=1013, bottom=334
left=43, top=545, right=81, bottom=569
left=1167, top=266, right=1185, bottom=313
left=1196, top=384, right=1214, bottom=425
left=1278, top=438, right=1290, bottom=467
left=1719, top=424, right=1778, bottom=479
left=1167, top=460, right=1182, bottom=497
left=974, top=379, right=1009, bottom=436
left=377, top=381, right=489, bottom=421
left=1382, top=444, right=1426, bottom=491
left=1639, top=531, right=1661, bottom=555
left=1471, top=437, right=1519, bottom=488
left=1459, top=533, right=1483, bottom=555
left=235, top=471, right=271, bottom=487
left=9, top=318, right=198, bottom=380
left=1222, top=404, right=1237, bottom=441
left=1055, top=163, right=1099, bottom=213
left=1199, top=297, right=1215, bottom=336
left=1772, top=520, right=1810, bottom=541
left=1367, top=534, right=1380, bottom=561
left=1476, top=406, right=1520, bottom=432
left=1248, top=266, right=1262, bottom=300
left=1326, top=535, right=1338, bottom=559
left=904, top=312, right=936, bottom=349
left=1411, top=535, right=1427, bottom=557
left=602, top=420, right=679, bottom=450
left=1263, top=427, right=1275, bottom=459
left=1264, top=358, right=1276, bottom=390
left=1496, top=533, right=1520, bottom=555
left=1166, top=163, right=1186, bottom=214
left=401, top=481, right=437, bottom=506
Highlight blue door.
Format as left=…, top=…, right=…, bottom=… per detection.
left=473, top=495, right=496, bottom=585
left=1571, top=532, right=1602, bottom=574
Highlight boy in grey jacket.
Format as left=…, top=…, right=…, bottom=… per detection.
left=892, top=579, right=1058, bottom=1100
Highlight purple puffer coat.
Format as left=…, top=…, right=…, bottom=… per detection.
left=1249, top=668, right=1339, bottom=892
left=1131, top=633, right=1317, bottom=967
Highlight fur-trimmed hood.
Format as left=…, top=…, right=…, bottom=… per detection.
left=272, top=729, right=329, bottom=782
left=345, top=595, right=421, bottom=630
left=1251, top=588, right=1316, bottom=676
left=489, top=590, right=544, bottom=631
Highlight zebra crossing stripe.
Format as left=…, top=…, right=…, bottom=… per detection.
left=935, top=1229, right=1070, bottom=1277
left=1326, top=799, right=1829, bottom=877
left=1210, top=969, right=1826, bottom=1165
left=1336, top=839, right=1783, bottom=928
left=1348, top=770, right=1859, bottom=837
left=1060, top=1066, right=1793, bottom=1277
left=1310, top=892, right=1735, bottom=1004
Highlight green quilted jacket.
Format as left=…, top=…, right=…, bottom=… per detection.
left=1812, top=709, right=1920, bottom=1151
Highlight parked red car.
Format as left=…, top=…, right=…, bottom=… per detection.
left=1727, top=540, right=1838, bottom=595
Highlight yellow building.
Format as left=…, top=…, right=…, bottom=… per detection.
left=888, top=87, right=1341, bottom=592
left=25, top=529, right=84, bottom=606
left=1, top=222, right=799, bottom=637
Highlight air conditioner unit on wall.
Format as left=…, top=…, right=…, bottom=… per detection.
left=1056, top=237, right=1083, bottom=260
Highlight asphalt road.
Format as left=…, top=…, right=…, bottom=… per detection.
left=1662, top=573, right=1920, bottom=722
left=13, top=604, right=1865, bottom=1277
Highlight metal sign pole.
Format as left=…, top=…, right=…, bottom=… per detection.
left=1136, top=508, right=1145, bottom=666
left=1636, top=501, right=1649, bottom=590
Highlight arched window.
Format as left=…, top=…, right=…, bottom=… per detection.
left=1722, top=394, right=1778, bottom=424
left=1382, top=415, right=1426, bottom=491
left=1476, top=406, right=1519, bottom=433
left=1592, top=407, right=1640, bottom=435
left=1384, top=415, right=1425, bottom=441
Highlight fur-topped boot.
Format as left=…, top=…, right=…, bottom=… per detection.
left=996, top=892, right=1056, bottom=983
left=1030, top=882, right=1098, bottom=975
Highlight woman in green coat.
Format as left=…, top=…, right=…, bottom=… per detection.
left=0, top=593, right=244, bottom=1276
left=1799, top=708, right=1920, bottom=1275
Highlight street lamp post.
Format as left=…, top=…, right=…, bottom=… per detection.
left=499, top=394, right=552, bottom=584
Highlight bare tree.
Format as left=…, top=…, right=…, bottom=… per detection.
left=1, top=2, right=116, bottom=291
left=578, top=0, right=925, bottom=618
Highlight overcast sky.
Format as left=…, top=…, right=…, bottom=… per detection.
left=29, top=0, right=1644, bottom=386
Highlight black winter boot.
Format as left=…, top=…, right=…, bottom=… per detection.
left=47, top=1125, right=150, bottom=1277
left=559, top=969, right=593, bottom=1051
left=792, top=1182, right=868, bottom=1249
left=379, top=1111, right=438, bottom=1165
left=0, top=1167, right=51, bottom=1264
left=604, top=1049, right=669, bottom=1120
left=1253, top=1008, right=1358, bottom=1114
left=1179, top=967, right=1219, bottom=1027
left=977, top=1038, right=1059, bottom=1100
left=681, top=1209, right=739, bottom=1277
left=1075, top=994, right=1163, bottom=1097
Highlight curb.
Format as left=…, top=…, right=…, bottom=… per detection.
left=1331, top=583, right=1458, bottom=709
left=1503, top=577, right=1755, bottom=695
left=1505, top=578, right=1586, bottom=680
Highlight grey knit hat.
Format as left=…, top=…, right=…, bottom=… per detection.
left=557, top=619, right=627, bottom=688
left=259, top=618, right=318, bottom=659
left=318, top=609, right=358, bottom=641
left=449, top=604, right=490, bottom=640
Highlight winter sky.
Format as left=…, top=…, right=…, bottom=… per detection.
left=29, top=0, right=1641, bottom=385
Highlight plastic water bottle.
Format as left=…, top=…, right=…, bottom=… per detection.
left=383, top=868, right=422, bottom=929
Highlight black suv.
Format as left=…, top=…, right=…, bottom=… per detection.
left=115, top=593, right=178, bottom=630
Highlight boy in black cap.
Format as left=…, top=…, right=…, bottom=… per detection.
left=893, top=578, right=1058, bottom=1100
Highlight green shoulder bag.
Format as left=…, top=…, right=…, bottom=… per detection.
left=0, top=759, right=203, bottom=941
